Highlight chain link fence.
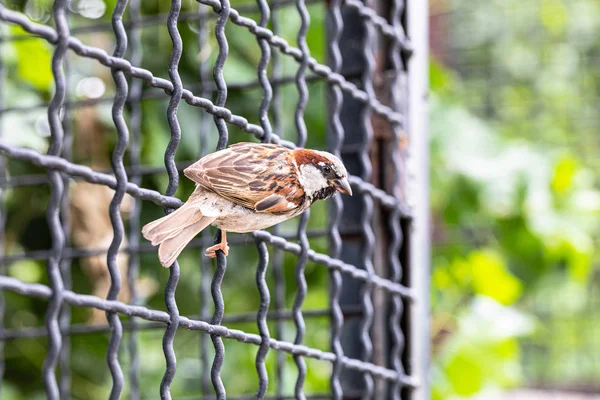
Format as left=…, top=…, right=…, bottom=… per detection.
left=0, top=0, right=428, bottom=398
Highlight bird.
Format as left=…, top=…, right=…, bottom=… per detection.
left=142, top=142, right=352, bottom=267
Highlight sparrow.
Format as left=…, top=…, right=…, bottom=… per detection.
left=142, top=142, right=352, bottom=267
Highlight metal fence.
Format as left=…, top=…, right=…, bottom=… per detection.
left=0, top=0, right=428, bottom=398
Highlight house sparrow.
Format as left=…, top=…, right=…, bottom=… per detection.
left=142, top=142, right=352, bottom=267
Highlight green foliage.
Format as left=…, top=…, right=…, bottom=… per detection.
left=10, top=26, right=53, bottom=93
left=433, top=297, right=534, bottom=400
left=430, top=0, right=600, bottom=396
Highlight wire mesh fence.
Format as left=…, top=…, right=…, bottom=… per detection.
left=0, top=0, right=427, bottom=398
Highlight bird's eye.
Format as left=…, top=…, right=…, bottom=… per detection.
left=322, top=165, right=332, bottom=174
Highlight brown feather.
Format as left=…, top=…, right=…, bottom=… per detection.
left=157, top=215, right=215, bottom=267
left=141, top=201, right=216, bottom=267
left=142, top=203, right=205, bottom=245
left=255, top=193, right=293, bottom=213
left=183, top=142, right=305, bottom=212
left=291, top=149, right=331, bottom=166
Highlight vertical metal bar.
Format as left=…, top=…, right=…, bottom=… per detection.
left=270, top=1, right=283, bottom=138
left=210, top=0, right=230, bottom=397
left=293, top=0, right=310, bottom=397
left=255, top=0, right=273, bottom=395
left=325, top=0, right=345, bottom=397
left=107, top=0, right=130, bottom=397
left=255, top=0, right=273, bottom=145
left=213, top=0, right=230, bottom=151
left=271, top=237, right=286, bottom=400
left=43, top=0, right=69, bottom=397
left=269, top=3, right=287, bottom=397
left=407, top=0, right=429, bottom=398
left=388, top=195, right=406, bottom=399
left=336, top=6, right=369, bottom=397
left=198, top=4, right=213, bottom=396
left=359, top=1, right=377, bottom=397
left=127, top=0, right=143, bottom=397
left=255, top=239, right=271, bottom=398
left=199, top=223, right=212, bottom=397
left=59, top=46, right=74, bottom=400
left=210, top=253, right=227, bottom=399
left=271, top=241, right=286, bottom=400
left=160, top=0, right=184, bottom=397
left=387, top=0, right=408, bottom=397
left=293, top=212, right=309, bottom=400
left=197, top=0, right=211, bottom=391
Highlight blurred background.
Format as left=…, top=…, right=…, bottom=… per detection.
left=1, top=0, right=600, bottom=399
left=429, top=0, right=600, bottom=398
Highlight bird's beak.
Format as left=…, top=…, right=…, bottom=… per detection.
left=333, top=178, right=352, bottom=196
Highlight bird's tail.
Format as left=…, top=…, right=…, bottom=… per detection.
left=142, top=202, right=215, bottom=267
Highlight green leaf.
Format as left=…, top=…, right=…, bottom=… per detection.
left=546, top=232, right=593, bottom=283
left=469, top=249, right=523, bottom=305
left=11, top=26, right=53, bottom=92
left=430, top=59, right=454, bottom=93
left=445, top=352, right=483, bottom=395
left=551, top=155, right=578, bottom=195
left=9, top=259, right=44, bottom=283
left=539, top=0, right=567, bottom=36
left=433, top=266, right=453, bottom=289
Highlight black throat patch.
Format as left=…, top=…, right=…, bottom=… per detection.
left=311, top=186, right=336, bottom=202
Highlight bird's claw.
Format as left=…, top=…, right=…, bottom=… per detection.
left=204, top=242, right=230, bottom=258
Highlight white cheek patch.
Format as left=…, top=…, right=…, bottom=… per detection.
left=298, top=164, right=328, bottom=197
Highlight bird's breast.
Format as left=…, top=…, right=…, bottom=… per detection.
left=191, top=185, right=308, bottom=233
left=213, top=206, right=302, bottom=233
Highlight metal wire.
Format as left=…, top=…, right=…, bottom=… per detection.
left=292, top=0, right=311, bottom=396
left=254, top=0, right=274, bottom=394
left=126, top=0, right=144, bottom=397
left=0, top=71, right=336, bottom=117
left=197, top=3, right=214, bottom=396
left=0, top=143, right=413, bottom=298
left=388, top=1, right=408, bottom=398
left=256, top=0, right=273, bottom=145
left=0, top=229, right=337, bottom=266
left=209, top=0, right=231, bottom=396
left=42, top=1, right=69, bottom=397
left=326, top=0, right=345, bottom=396
left=359, top=2, right=377, bottom=396
left=0, top=0, right=321, bottom=45
left=106, top=0, right=130, bottom=397
left=344, top=0, right=410, bottom=50
left=0, top=275, right=417, bottom=387
left=0, top=0, right=422, bottom=397
left=269, top=3, right=287, bottom=396
left=58, top=43, right=74, bottom=399
left=0, top=144, right=410, bottom=214
left=255, top=239, right=271, bottom=397
left=0, top=3, right=406, bottom=142
left=1, top=306, right=364, bottom=341
left=0, top=3, right=411, bottom=220
left=160, top=0, right=185, bottom=397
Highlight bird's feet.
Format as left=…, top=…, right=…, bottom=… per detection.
left=204, top=241, right=230, bottom=258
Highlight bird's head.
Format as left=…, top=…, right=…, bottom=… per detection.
left=292, top=149, right=352, bottom=201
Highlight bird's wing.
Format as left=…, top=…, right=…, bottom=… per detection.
left=183, top=142, right=305, bottom=212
